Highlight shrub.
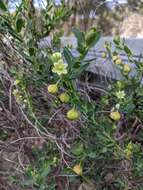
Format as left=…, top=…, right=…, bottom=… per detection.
left=0, top=1, right=143, bottom=190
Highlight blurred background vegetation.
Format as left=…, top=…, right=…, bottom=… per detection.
left=4, top=0, right=143, bottom=37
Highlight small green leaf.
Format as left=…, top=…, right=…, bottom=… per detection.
left=29, top=47, right=35, bottom=56
left=124, top=45, right=132, bottom=56
left=41, top=165, right=51, bottom=178
left=72, top=27, right=85, bottom=45
left=63, top=47, right=76, bottom=68
left=85, top=28, right=101, bottom=48
left=2, top=19, right=22, bottom=41
left=72, top=27, right=86, bottom=54
left=16, top=18, right=25, bottom=33
left=9, top=29, right=23, bottom=41
left=0, top=1, right=7, bottom=11
left=88, top=151, right=96, bottom=158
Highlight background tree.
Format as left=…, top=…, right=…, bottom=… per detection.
left=64, top=0, right=143, bottom=36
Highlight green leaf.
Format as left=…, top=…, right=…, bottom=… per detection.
left=29, top=47, right=35, bottom=56
left=85, top=28, right=101, bottom=48
left=16, top=18, right=25, bottom=33
left=72, top=27, right=85, bottom=45
left=0, top=1, right=7, bottom=11
left=41, top=165, right=51, bottom=178
left=23, top=179, right=35, bottom=186
left=1, top=19, right=22, bottom=41
left=124, top=45, right=132, bottom=56
left=101, top=147, right=108, bottom=153
left=88, top=151, right=96, bottom=158
left=72, top=27, right=86, bottom=53
left=9, top=29, right=22, bottom=41
left=70, top=62, right=90, bottom=79
left=63, top=47, right=76, bottom=68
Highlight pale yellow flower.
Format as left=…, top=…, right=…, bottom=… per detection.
left=73, top=164, right=82, bottom=175
left=47, top=84, right=58, bottom=94
left=52, top=60, right=68, bottom=76
left=110, top=111, right=121, bottom=121
left=115, top=90, right=125, bottom=99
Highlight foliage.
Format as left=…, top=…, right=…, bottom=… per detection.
left=0, top=1, right=143, bottom=190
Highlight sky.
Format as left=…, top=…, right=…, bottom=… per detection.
left=106, top=0, right=127, bottom=7
left=107, top=0, right=127, bottom=2
left=9, top=0, right=127, bottom=12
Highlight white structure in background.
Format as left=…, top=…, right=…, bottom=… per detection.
left=38, top=36, right=143, bottom=80
left=119, top=13, right=143, bottom=38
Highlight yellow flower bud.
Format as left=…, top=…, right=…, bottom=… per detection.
left=110, top=111, right=121, bottom=121
left=85, top=28, right=97, bottom=47
left=123, top=64, right=131, bottom=73
left=52, top=52, right=62, bottom=62
left=73, top=164, right=82, bottom=175
left=13, top=89, right=22, bottom=103
left=116, top=81, right=123, bottom=89
left=13, top=89, right=19, bottom=96
left=101, top=52, right=107, bottom=59
left=14, top=80, right=20, bottom=85
left=125, top=149, right=132, bottom=159
left=59, top=93, right=69, bottom=103
left=124, top=142, right=133, bottom=159
left=67, top=108, right=79, bottom=120
left=47, top=84, right=58, bottom=94
left=112, top=55, right=118, bottom=61
left=115, top=58, right=122, bottom=65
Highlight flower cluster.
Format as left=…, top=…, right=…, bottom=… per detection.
left=47, top=52, right=80, bottom=121
left=112, top=55, right=122, bottom=65
left=47, top=83, right=79, bottom=120
left=111, top=54, right=131, bottom=74
left=47, top=84, right=79, bottom=120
